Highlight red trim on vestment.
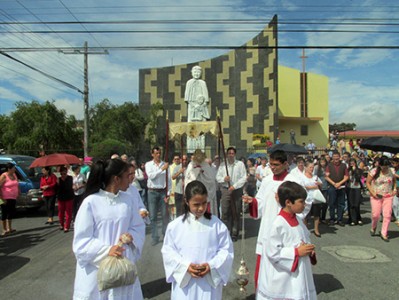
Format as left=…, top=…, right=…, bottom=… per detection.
left=273, top=170, right=289, bottom=181
left=255, top=254, right=261, bottom=290
left=291, top=248, right=299, bottom=272
left=249, top=198, right=258, bottom=218
left=279, top=209, right=299, bottom=226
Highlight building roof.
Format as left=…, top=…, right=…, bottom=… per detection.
left=338, top=130, right=399, bottom=138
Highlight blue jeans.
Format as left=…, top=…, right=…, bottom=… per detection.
left=328, top=186, right=345, bottom=222
left=148, top=190, right=168, bottom=242
left=139, top=189, right=147, bottom=209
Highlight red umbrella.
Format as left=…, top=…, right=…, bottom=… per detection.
left=29, top=153, right=81, bottom=168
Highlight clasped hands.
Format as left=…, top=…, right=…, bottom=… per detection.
left=188, top=263, right=210, bottom=278
left=297, top=242, right=315, bottom=257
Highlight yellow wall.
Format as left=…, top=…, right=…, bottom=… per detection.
left=277, top=66, right=329, bottom=148
left=278, top=66, right=301, bottom=117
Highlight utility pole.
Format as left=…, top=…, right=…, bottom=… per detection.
left=59, top=42, right=108, bottom=157
left=83, top=42, right=89, bottom=157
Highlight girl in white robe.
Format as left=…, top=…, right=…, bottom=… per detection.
left=73, top=159, right=146, bottom=300
left=161, top=180, right=234, bottom=300
left=257, top=181, right=317, bottom=300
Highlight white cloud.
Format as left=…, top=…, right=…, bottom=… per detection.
left=53, top=98, right=85, bottom=119
left=329, top=77, right=399, bottom=129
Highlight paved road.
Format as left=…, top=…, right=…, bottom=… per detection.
left=1, top=198, right=398, bottom=299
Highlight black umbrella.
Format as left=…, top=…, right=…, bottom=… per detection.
left=268, top=143, right=308, bottom=154
left=360, top=137, right=399, bottom=154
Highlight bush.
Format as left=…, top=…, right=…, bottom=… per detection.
left=89, top=138, right=133, bottom=160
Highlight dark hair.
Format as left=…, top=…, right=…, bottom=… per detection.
left=373, top=156, right=391, bottom=181
left=84, top=159, right=130, bottom=198
left=304, top=159, right=314, bottom=168
left=269, top=150, right=287, bottom=163
left=226, top=146, right=236, bottom=154
left=332, top=151, right=340, bottom=157
left=6, top=162, right=15, bottom=170
left=182, top=180, right=211, bottom=222
left=151, top=146, right=161, bottom=154
left=392, top=157, right=399, bottom=170
left=277, top=181, right=307, bottom=207
left=247, top=158, right=255, bottom=165
left=316, top=157, right=327, bottom=177
left=43, top=166, right=52, bottom=174
left=59, top=166, right=67, bottom=173
left=296, top=157, right=305, bottom=164
left=349, top=158, right=362, bottom=183
left=71, top=164, right=80, bottom=172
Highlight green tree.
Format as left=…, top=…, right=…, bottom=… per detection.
left=0, top=114, right=11, bottom=150
left=89, top=99, right=148, bottom=158
left=329, top=122, right=356, bottom=132
left=1, top=101, right=83, bottom=156
left=146, top=102, right=164, bottom=148
left=90, top=138, right=127, bottom=159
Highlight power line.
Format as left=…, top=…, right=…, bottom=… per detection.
left=3, top=29, right=399, bottom=34
left=0, top=63, right=79, bottom=97
left=3, top=19, right=399, bottom=25
left=10, top=1, right=83, bottom=78
left=0, top=51, right=83, bottom=94
left=2, top=45, right=399, bottom=52
left=58, top=0, right=106, bottom=50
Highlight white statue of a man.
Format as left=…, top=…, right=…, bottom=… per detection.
left=184, top=66, right=210, bottom=122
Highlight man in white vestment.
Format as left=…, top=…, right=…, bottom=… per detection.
left=185, top=149, right=218, bottom=216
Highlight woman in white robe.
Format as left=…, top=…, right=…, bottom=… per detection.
left=73, top=159, right=146, bottom=300
left=161, top=180, right=233, bottom=300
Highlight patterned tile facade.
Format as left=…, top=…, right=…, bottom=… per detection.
left=139, top=16, right=278, bottom=156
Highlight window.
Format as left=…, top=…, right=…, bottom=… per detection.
left=300, top=125, right=308, bottom=136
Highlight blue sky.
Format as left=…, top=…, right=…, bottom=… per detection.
left=1, top=0, right=398, bottom=130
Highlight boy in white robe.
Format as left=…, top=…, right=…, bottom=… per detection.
left=257, top=181, right=317, bottom=300
left=161, top=180, right=234, bottom=300
left=243, top=150, right=308, bottom=288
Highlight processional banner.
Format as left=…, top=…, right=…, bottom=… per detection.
left=169, top=121, right=219, bottom=140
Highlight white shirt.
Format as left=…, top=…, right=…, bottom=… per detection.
left=132, top=168, right=145, bottom=191
left=216, top=159, right=247, bottom=189
left=72, top=173, right=86, bottom=196
left=255, top=165, right=272, bottom=189
left=145, top=160, right=172, bottom=193
left=290, top=167, right=305, bottom=181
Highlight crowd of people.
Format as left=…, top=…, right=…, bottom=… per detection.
left=2, top=143, right=398, bottom=299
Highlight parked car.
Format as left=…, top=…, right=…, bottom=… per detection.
left=0, top=155, right=43, bottom=210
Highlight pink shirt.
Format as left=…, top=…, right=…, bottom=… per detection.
left=1, top=173, right=19, bottom=200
